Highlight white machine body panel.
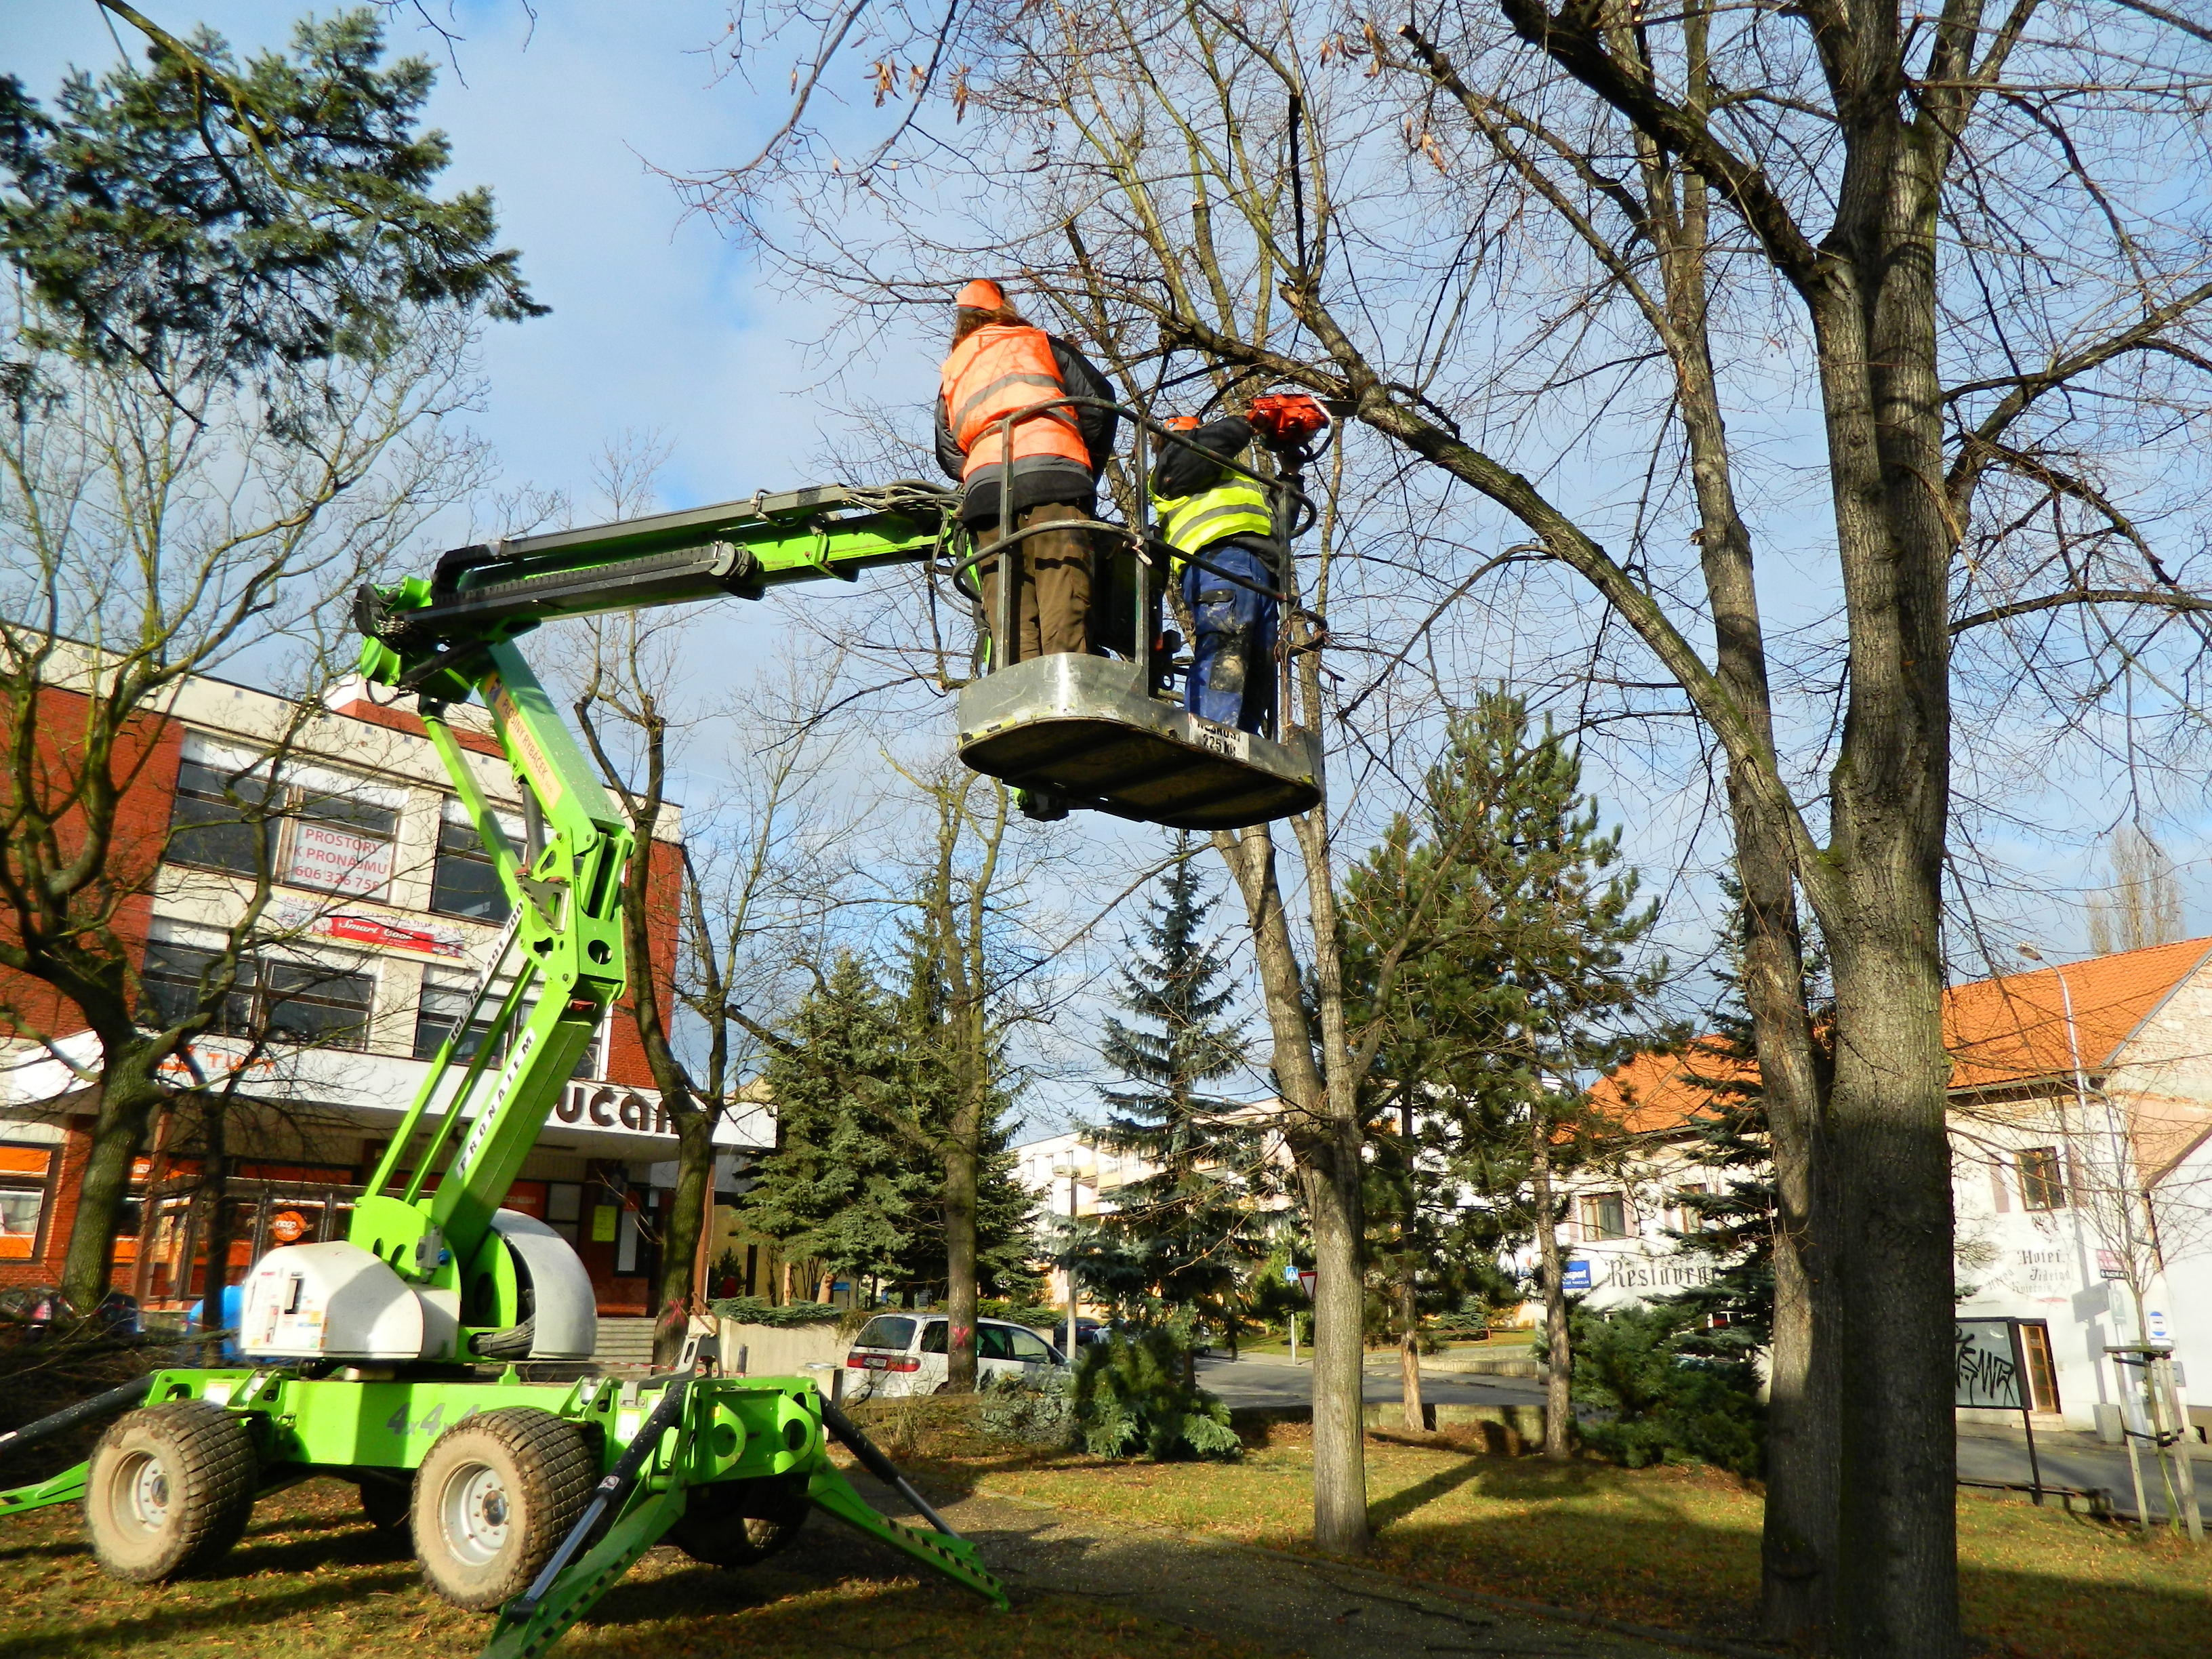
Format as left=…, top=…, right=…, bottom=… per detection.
left=238, top=1242, right=427, bottom=1360
left=490, top=1208, right=597, bottom=1359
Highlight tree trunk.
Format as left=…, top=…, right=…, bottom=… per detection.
left=1398, top=1271, right=1425, bottom=1433
left=1791, top=64, right=1961, bottom=1638
left=944, top=1134, right=979, bottom=1391
left=195, top=1095, right=232, bottom=1328
left=1530, top=1118, right=1572, bottom=1460
left=652, top=1107, right=716, bottom=1364
left=1736, top=778, right=1841, bottom=1643
left=1215, top=819, right=1370, bottom=1553
left=60, top=1061, right=161, bottom=1312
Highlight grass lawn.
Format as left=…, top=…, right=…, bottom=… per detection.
left=891, top=1412, right=2212, bottom=1658
left=0, top=1477, right=1266, bottom=1659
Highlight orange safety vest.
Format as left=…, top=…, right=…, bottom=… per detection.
left=939, top=325, right=1090, bottom=480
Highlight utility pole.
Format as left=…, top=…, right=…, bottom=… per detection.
left=1052, top=1157, right=1085, bottom=1360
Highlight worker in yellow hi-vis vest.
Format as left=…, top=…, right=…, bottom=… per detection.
left=1151, top=414, right=1279, bottom=733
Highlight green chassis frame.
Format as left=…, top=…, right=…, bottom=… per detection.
left=0, top=1368, right=1006, bottom=1657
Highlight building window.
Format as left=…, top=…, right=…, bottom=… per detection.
left=2018, top=1147, right=2068, bottom=1212
left=166, top=755, right=279, bottom=877
left=415, top=966, right=502, bottom=1061
left=414, top=967, right=603, bottom=1078
left=431, top=800, right=514, bottom=923
left=141, top=940, right=375, bottom=1050
left=165, top=743, right=399, bottom=900
left=1580, top=1191, right=1630, bottom=1240
left=0, top=1144, right=56, bottom=1261
left=284, top=787, right=398, bottom=898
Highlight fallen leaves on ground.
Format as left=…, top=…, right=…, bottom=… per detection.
left=915, top=1416, right=2212, bottom=1659
left=0, top=1478, right=1267, bottom=1659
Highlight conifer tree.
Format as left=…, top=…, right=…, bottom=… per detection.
left=738, top=955, right=927, bottom=1292
left=1093, top=837, right=1273, bottom=1341
left=1343, top=691, right=1675, bottom=1452
left=740, top=949, right=1037, bottom=1306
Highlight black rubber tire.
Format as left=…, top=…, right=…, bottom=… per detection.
left=411, top=1408, right=595, bottom=1612
left=358, top=1472, right=412, bottom=1532
left=665, top=1477, right=810, bottom=1569
left=83, top=1400, right=258, bottom=1582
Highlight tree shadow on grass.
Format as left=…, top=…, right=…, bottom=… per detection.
left=0, top=1566, right=425, bottom=1659
left=1366, top=1454, right=1492, bottom=1532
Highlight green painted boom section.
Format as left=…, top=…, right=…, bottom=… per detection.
left=346, top=480, right=955, bottom=1338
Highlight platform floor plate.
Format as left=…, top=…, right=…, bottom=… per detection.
left=957, top=655, right=1320, bottom=830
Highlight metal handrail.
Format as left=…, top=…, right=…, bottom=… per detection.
left=961, top=392, right=1315, bottom=717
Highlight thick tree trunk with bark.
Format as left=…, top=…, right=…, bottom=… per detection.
left=194, top=1094, right=231, bottom=1324
left=944, top=1134, right=979, bottom=1392
left=653, top=1106, right=716, bottom=1360
left=61, top=1055, right=162, bottom=1311
left=1398, top=1272, right=1425, bottom=1433
left=1216, top=820, right=1370, bottom=1553
left=1530, top=1119, right=1572, bottom=1460
left=1735, top=779, right=1839, bottom=1640
left=1799, top=73, right=1961, bottom=1646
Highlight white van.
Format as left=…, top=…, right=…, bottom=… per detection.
left=843, top=1313, right=1067, bottom=1399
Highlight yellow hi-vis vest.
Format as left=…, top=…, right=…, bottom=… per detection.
left=1149, top=477, right=1277, bottom=575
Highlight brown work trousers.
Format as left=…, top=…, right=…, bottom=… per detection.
left=977, top=500, right=1092, bottom=661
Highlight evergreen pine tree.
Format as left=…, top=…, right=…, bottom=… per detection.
left=740, top=950, right=1038, bottom=1304
left=885, top=901, right=1038, bottom=1301
left=737, top=956, right=928, bottom=1292
left=1341, top=691, right=1676, bottom=1450
left=1093, top=836, right=1273, bottom=1339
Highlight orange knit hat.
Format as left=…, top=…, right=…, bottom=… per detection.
left=956, top=278, right=1006, bottom=310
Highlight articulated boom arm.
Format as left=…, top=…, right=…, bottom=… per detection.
left=349, top=482, right=956, bottom=1353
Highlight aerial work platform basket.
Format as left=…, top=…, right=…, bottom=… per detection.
left=957, top=655, right=1319, bottom=830
left=949, top=392, right=1330, bottom=829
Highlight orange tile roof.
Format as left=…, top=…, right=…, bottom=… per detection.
left=1593, top=1038, right=1753, bottom=1135
left=1592, top=937, right=2212, bottom=1134
left=1946, top=937, right=2212, bottom=1091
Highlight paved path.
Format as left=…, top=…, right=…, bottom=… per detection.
left=1199, top=1355, right=1549, bottom=1413
left=1202, top=1357, right=2212, bottom=1525
left=788, top=1470, right=1714, bottom=1659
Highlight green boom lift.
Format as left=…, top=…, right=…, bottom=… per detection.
left=0, top=437, right=1324, bottom=1657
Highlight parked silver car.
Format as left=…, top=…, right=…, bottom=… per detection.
left=842, top=1313, right=1067, bottom=1399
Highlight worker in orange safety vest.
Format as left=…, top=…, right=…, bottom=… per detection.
left=935, top=279, right=1118, bottom=659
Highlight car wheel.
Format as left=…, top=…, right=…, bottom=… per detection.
left=411, top=1408, right=594, bottom=1611
left=83, top=1400, right=258, bottom=1582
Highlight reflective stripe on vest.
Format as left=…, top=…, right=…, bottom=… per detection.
left=940, top=325, right=1090, bottom=480
left=1151, top=478, right=1277, bottom=571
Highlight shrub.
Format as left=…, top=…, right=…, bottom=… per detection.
left=1068, top=1328, right=1240, bottom=1460
left=708, top=1296, right=843, bottom=1328
left=979, top=1373, right=1074, bottom=1446
left=1569, top=1303, right=1763, bottom=1477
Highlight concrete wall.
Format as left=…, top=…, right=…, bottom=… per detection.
left=718, top=1318, right=849, bottom=1378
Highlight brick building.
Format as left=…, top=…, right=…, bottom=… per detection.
left=0, top=658, right=771, bottom=1318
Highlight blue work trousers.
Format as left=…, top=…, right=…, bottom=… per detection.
left=1181, top=543, right=1278, bottom=733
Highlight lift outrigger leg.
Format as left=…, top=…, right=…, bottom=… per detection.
left=482, top=1380, right=1005, bottom=1659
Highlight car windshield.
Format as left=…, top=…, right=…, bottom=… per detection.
left=854, top=1315, right=916, bottom=1351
